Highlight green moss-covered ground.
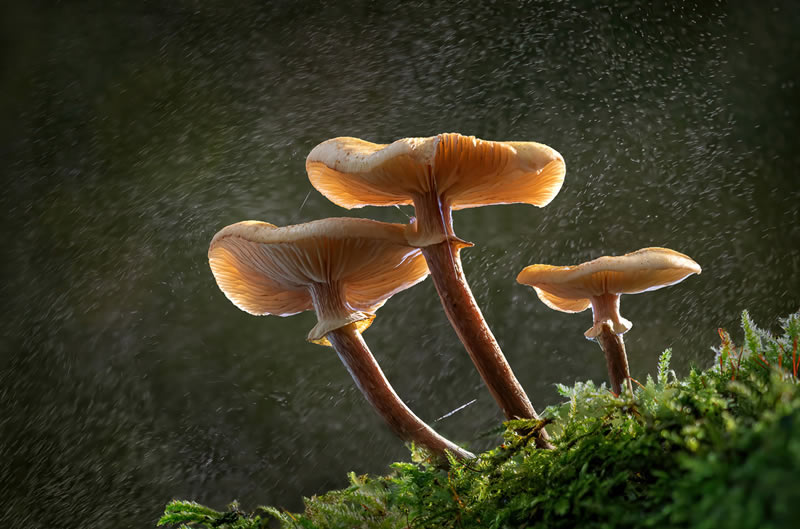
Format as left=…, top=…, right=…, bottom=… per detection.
left=160, top=311, right=800, bottom=529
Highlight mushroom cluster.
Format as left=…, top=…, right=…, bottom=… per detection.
left=206, top=132, right=701, bottom=464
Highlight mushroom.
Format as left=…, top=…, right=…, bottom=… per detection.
left=208, top=217, right=473, bottom=461
left=306, top=133, right=564, bottom=448
left=516, top=247, right=702, bottom=396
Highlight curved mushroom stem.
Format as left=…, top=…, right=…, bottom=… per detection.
left=327, top=322, right=475, bottom=462
left=410, top=191, right=551, bottom=448
left=420, top=240, right=553, bottom=449
left=594, top=322, right=634, bottom=397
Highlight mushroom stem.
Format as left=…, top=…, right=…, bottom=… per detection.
left=421, top=239, right=553, bottom=449
left=594, top=322, right=634, bottom=397
left=327, top=322, right=475, bottom=462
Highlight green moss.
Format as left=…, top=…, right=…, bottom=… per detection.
left=160, top=311, right=800, bottom=529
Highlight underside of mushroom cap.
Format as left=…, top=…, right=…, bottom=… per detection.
left=306, top=133, right=565, bottom=211
left=435, top=133, right=566, bottom=210
left=528, top=283, right=593, bottom=313
left=209, top=218, right=429, bottom=345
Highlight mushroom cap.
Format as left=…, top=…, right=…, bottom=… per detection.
left=306, top=133, right=565, bottom=211
left=516, top=247, right=702, bottom=314
left=208, top=218, right=429, bottom=344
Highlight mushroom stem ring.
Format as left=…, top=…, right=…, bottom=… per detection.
left=327, top=322, right=475, bottom=461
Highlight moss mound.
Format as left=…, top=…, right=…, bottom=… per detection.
left=160, top=311, right=800, bottom=529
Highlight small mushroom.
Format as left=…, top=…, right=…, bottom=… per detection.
left=307, top=133, right=564, bottom=447
left=209, top=217, right=473, bottom=461
left=517, top=247, right=702, bottom=396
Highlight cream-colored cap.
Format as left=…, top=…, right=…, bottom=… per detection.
left=209, top=218, right=429, bottom=345
left=306, top=133, right=565, bottom=211
left=517, top=247, right=702, bottom=336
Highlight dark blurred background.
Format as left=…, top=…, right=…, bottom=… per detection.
left=1, top=1, right=798, bottom=527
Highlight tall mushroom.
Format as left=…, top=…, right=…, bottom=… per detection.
left=209, top=217, right=473, bottom=461
left=516, top=247, right=702, bottom=396
left=306, top=133, right=564, bottom=447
